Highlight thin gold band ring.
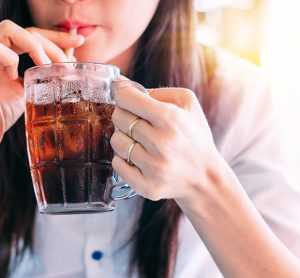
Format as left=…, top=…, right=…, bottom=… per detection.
left=127, top=141, right=137, bottom=165
left=127, top=117, right=141, bottom=138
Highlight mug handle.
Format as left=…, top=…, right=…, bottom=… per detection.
left=110, top=80, right=148, bottom=201
left=111, top=179, right=137, bottom=200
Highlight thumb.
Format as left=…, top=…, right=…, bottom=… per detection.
left=116, top=75, right=129, bottom=81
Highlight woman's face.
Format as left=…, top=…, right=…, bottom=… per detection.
left=27, top=0, right=160, bottom=73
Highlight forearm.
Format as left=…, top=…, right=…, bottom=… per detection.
left=176, top=157, right=300, bottom=278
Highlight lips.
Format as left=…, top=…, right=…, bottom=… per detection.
left=56, top=20, right=98, bottom=37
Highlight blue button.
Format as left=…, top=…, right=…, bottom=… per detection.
left=91, top=250, right=103, bottom=261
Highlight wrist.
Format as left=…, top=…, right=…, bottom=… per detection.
left=175, top=155, right=300, bottom=278
left=175, top=153, right=243, bottom=220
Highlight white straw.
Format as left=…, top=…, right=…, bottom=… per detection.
left=65, top=28, right=77, bottom=61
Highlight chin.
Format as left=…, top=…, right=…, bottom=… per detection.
left=73, top=42, right=110, bottom=63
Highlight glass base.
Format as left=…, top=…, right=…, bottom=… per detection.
left=38, top=202, right=115, bottom=215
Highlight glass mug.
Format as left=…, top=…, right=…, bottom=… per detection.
left=24, top=62, right=143, bottom=214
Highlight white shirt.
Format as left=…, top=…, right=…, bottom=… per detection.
left=11, top=50, right=300, bottom=277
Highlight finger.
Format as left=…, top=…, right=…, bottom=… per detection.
left=69, top=55, right=77, bottom=62
left=112, top=106, right=155, bottom=152
left=0, top=20, right=51, bottom=65
left=110, top=130, right=150, bottom=167
left=31, top=32, right=67, bottom=63
left=112, top=155, right=147, bottom=195
left=148, top=87, right=198, bottom=110
left=112, top=81, right=165, bottom=126
left=27, top=27, right=84, bottom=49
left=0, top=42, right=19, bottom=79
left=149, top=87, right=206, bottom=121
left=116, top=75, right=129, bottom=81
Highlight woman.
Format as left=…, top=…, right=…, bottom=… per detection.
left=0, top=0, right=300, bottom=277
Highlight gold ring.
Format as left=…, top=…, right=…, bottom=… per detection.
left=127, top=141, right=137, bottom=165
left=127, top=117, right=141, bottom=138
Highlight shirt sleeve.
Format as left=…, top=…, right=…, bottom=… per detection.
left=210, top=50, right=300, bottom=258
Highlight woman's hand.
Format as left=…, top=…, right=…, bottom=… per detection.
left=111, top=80, right=300, bottom=278
left=110, top=80, right=222, bottom=202
left=0, top=20, right=84, bottom=141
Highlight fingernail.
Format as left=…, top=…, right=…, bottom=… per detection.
left=70, top=55, right=77, bottom=62
left=70, top=34, right=85, bottom=45
left=77, top=35, right=85, bottom=44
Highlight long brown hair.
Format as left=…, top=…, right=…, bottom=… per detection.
left=0, top=1, right=206, bottom=277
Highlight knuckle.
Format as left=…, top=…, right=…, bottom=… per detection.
left=154, top=135, right=175, bottom=160
left=162, top=106, right=186, bottom=135
left=111, top=109, right=118, bottom=124
left=112, top=156, right=122, bottom=172
left=110, top=132, right=118, bottom=149
left=11, top=52, right=19, bottom=65
left=112, top=155, right=124, bottom=170
left=156, top=104, right=177, bottom=127
left=182, top=88, right=196, bottom=99
left=0, top=19, right=13, bottom=30
left=6, top=51, right=20, bottom=67
left=111, top=156, right=119, bottom=168
left=182, top=88, right=198, bottom=106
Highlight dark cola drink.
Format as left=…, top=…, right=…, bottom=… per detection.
left=26, top=99, right=115, bottom=213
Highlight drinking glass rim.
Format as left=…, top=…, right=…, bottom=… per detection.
left=24, top=62, right=120, bottom=80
